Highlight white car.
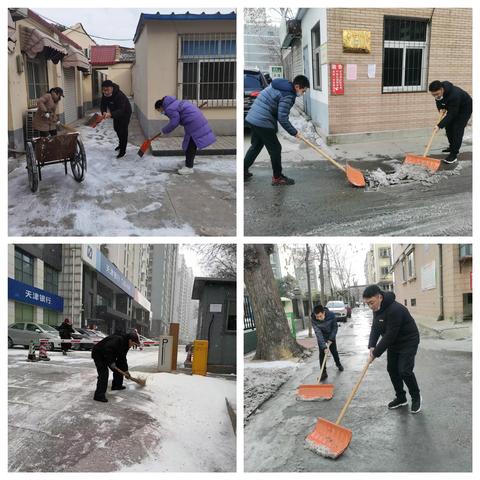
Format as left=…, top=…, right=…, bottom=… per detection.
left=8, top=322, right=61, bottom=350
left=325, top=301, right=348, bottom=322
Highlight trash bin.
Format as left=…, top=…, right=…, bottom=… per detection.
left=192, top=340, right=208, bottom=376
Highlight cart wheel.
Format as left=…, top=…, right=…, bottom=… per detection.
left=25, top=142, right=39, bottom=192
left=71, top=138, right=86, bottom=182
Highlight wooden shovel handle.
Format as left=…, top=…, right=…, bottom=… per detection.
left=300, top=135, right=346, bottom=173
left=335, top=360, right=371, bottom=425
left=114, top=367, right=130, bottom=378
left=317, top=348, right=329, bottom=383
left=423, top=111, right=446, bottom=157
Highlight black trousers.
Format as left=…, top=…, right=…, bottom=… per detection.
left=387, top=346, right=420, bottom=400
left=113, top=116, right=130, bottom=154
left=61, top=339, right=71, bottom=352
left=319, top=339, right=341, bottom=371
left=39, top=130, right=57, bottom=137
left=185, top=137, right=197, bottom=168
left=92, top=355, right=128, bottom=398
left=445, top=111, right=472, bottom=156
left=244, top=124, right=283, bottom=177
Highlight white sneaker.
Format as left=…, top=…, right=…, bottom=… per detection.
left=178, top=166, right=194, bottom=175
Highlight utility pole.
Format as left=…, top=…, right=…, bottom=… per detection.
left=305, top=244, right=313, bottom=338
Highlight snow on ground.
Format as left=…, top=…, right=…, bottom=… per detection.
left=244, top=353, right=304, bottom=423
left=8, top=119, right=235, bottom=236
left=8, top=348, right=236, bottom=472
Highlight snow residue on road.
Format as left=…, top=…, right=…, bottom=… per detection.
left=366, top=161, right=466, bottom=190
left=121, top=372, right=236, bottom=472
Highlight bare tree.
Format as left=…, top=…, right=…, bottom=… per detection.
left=194, top=244, right=236, bottom=279
left=244, top=244, right=305, bottom=360
left=316, top=244, right=327, bottom=304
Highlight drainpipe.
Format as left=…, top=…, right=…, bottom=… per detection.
left=437, top=244, right=444, bottom=321
left=71, top=247, right=75, bottom=323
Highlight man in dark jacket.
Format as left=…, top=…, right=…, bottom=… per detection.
left=100, top=80, right=132, bottom=158
left=244, top=75, right=310, bottom=186
left=311, top=304, right=344, bottom=381
left=91, top=331, right=140, bottom=402
left=58, top=318, right=74, bottom=356
left=363, top=285, right=421, bottom=413
left=428, top=80, right=472, bottom=164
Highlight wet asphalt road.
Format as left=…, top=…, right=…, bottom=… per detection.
left=244, top=145, right=472, bottom=237
left=244, top=308, right=472, bottom=472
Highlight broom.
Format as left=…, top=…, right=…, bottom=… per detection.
left=137, top=101, right=208, bottom=158
left=114, top=367, right=147, bottom=387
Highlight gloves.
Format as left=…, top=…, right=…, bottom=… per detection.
left=124, top=371, right=131, bottom=379
left=44, top=113, right=50, bottom=119
left=109, top=362, right=117, bottom=371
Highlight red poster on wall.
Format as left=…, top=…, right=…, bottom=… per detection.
left=330, top=64, right=344, bottom=95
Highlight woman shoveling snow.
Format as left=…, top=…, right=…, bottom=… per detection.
left=154, top=97, right=216, bottom=175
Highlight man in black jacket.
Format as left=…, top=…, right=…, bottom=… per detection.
left=58, top=318, right=74, bottom=356
left=91, top=331, right=140, bottom=402
left=363, top=285, right=422, bottom=413
left=100, top=80, right=132, bottom=158
left=429, top=80, right=472, bottom=164
left=311, top=304, right=344, bottom=381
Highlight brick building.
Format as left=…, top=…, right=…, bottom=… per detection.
left=280, top=8, right=472, bottom=144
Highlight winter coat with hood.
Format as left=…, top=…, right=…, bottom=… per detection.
left=91, top=334, right=131, bottom=370
left=311, top=308, right=338, bottom=350
left=32, top=93, right=59, bottom=132
left=435, top=81, right=472, bottom=129
left=58, top=321, right=74, bottom=339
left=161, top=96, right=216, bottom=151
left=100, top=83, right=132, bottom=121
left=368, top=291, right=420, bottom=358
left=245, top=78, right=298, bottom=136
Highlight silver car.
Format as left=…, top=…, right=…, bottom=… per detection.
left=325, top=301, right=348, bottom=322
left=8, top=322, right=61, bottom=351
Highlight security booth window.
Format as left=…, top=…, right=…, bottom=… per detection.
left=44, top=265, right=59, bottom=294
left=15, top=248, right=34, bottom=285
left=382, top=17, right=429, bottom=93
left=226, top=299, right=236, bottom=332
left=26, top=53, right=49, bottom=108
left=311, top=22, right=322, bottom=91
left=179, top=33, right=236, bottom=107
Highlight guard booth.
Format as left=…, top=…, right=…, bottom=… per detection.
left=191, top=277, right=236, bottom=374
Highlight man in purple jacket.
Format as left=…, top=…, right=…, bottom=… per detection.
left=155, top=97, right=216, bottom=175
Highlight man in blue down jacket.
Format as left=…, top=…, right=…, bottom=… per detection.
left=244, top=75, right=310, bottom=186
left=311, top=304, right=344, bottom=381
left=363, top=284, right=422, bottom=414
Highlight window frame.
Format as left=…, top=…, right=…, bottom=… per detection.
left=25, top=53, right=49, bottom=107
left=311, top=22, right=322, bottom=91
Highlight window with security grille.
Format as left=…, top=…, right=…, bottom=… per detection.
left=382, top=17, right=429, bottom=93
left=26, top=54, right=49, bottom=108
left=311, top=22, right=321, bottom=90
left=226, top=299, right=236, bottom=332
left=15, top=248, right=34, bottom=285
left=179, top=33, right=236, bottom=106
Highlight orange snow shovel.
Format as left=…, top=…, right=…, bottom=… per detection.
left=86, top=112, right=104, bottom=128
left=404, top=111, right=446, bottom=172
left=300, top=135, right=366, bottom=187
left=305, top=359, right=371, bottom=459
left=137, top=101, right=208, bottom=158
left=296, top=348, right=334, bottom=401
left=114, top=367, right=146, bottom=387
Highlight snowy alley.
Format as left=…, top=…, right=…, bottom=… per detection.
left=9, top=118, right=236, bottom=236
left=8, top=347, right=236, bottom=472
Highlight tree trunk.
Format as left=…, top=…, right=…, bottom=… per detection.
left=244, top=244, right=304, bottom=360
left=305, top=245, right=313, bottom=338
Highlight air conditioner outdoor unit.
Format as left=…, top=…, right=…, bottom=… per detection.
left=24, top=108, right=41, bottom=143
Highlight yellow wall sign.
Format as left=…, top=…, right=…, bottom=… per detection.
left=342, top=30, right=371, bottom=53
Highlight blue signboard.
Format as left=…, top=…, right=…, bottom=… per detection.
left=98, top=255, right=135, bottom=297
left=8, top=278, right=64, bottom=312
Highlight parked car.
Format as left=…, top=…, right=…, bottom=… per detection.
left=8, top=322, right=61, bottom=350
left=53, top=325, right=86, bottom=350
left=326, top=301, right=348, bottom=322
left=345, top=303, right=352, bottom=318
left=244, top=68, right=269, bottom=123
left=138, top=334, right=156, bottom=346
left=76, top=328, right=105, bottom=350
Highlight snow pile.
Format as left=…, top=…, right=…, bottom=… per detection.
left=244, top=358, right=301, bottom=423
left=367, top=162, right=464, bottom=189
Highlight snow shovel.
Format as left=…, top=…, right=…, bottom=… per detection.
left=305, top=359, right=371, bottom=459
left=296, top=348, right=334, bottom=401
left=137, top=101, right=208, bottom=158
left=300, top=135, right=366, bottom=187
left=114, top=367, right=146, bottom=387
left=86, top=112, right=104, bottom=128
left=404, top=111, right=446, bottom=172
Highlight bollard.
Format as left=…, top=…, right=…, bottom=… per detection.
left=27, top=341, right=38, bottom=362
